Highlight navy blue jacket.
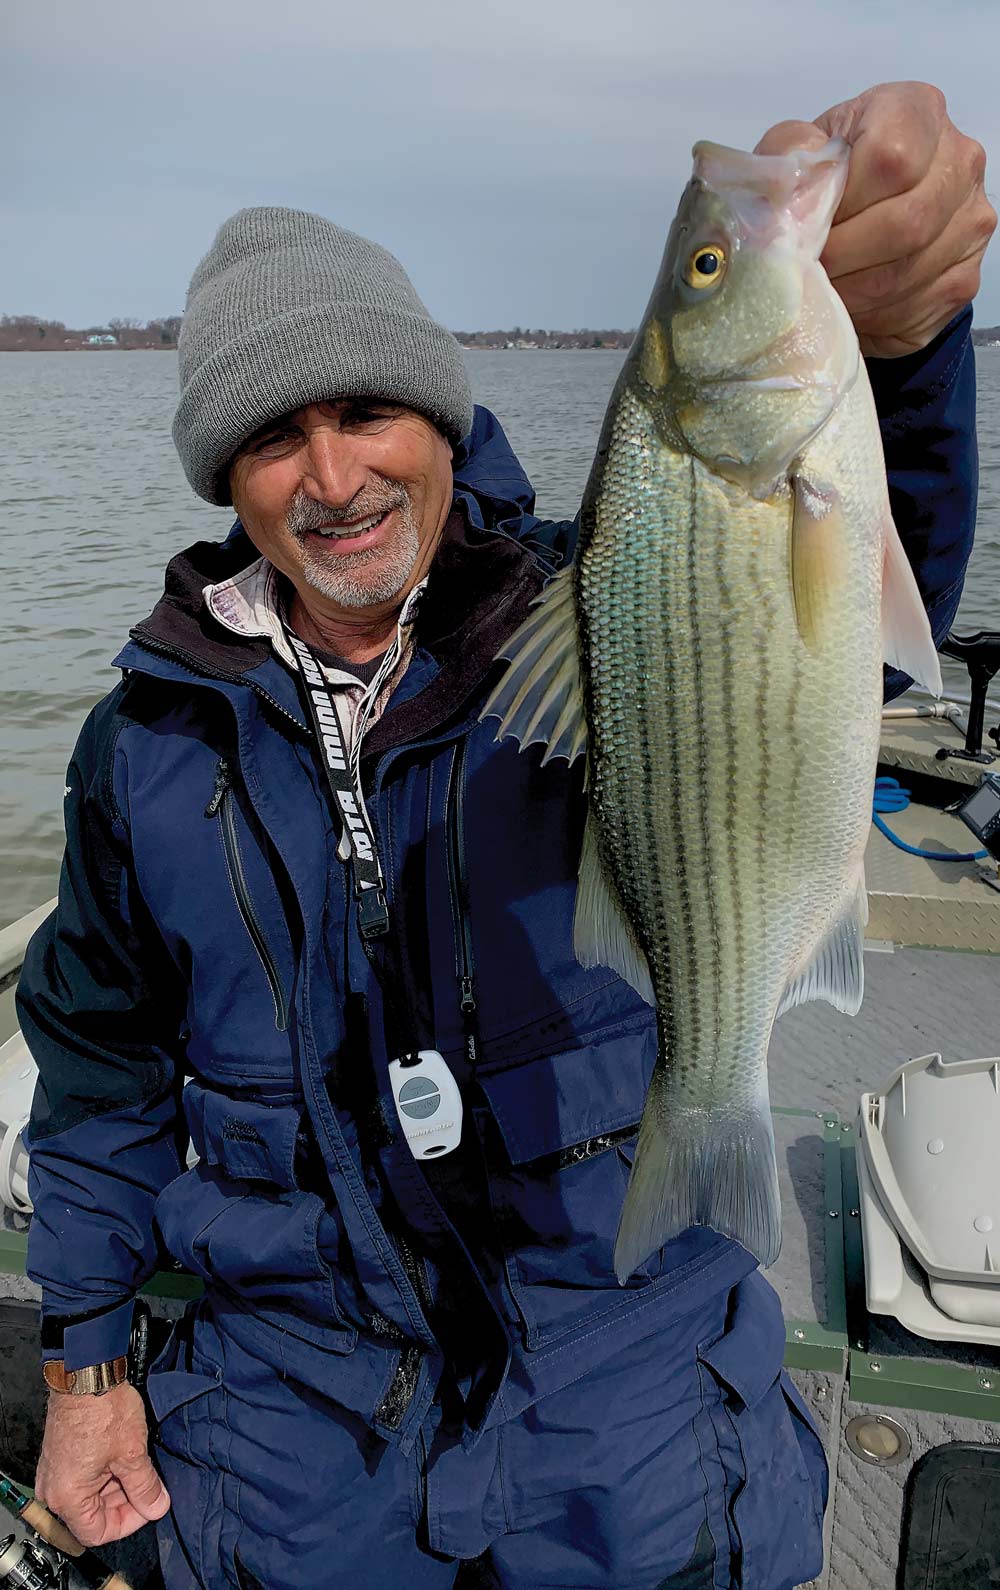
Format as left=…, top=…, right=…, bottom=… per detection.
left=18, top=311, right=978, bottom=1452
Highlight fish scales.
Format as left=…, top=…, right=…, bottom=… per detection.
left=580, top=384, right=879, bottom=1105
left=485, top=137, right=941, bottom=1276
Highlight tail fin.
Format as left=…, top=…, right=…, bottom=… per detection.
left=614, top=1074, right=781, bottom=1281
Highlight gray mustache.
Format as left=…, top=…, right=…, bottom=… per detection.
left=287, top=484, right=408, bottom=535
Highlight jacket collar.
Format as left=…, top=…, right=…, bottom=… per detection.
left=129, top=500, right=547, bottom=757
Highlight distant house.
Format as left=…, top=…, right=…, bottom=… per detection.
left=86, top=333, right=117, bottom=346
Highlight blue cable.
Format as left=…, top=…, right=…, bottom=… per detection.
left=872, top=776, right=987, bottom=861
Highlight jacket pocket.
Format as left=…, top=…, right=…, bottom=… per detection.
left=184, top=1084, right=306, bottom=1189
left=477, top=1024, right=661, bottom=1348
left=148, top=1319, right=231, bottom=1588
left=696, top=1271, right=826, bottom=1590
left=154, top=1166, right=357, bottom=1354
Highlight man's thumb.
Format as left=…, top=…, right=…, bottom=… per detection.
left=754, top=119, right=831, bottom=158
left=119, top=1456, right=171, bottom=1522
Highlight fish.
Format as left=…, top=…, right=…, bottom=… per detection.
left=483, top=137, right=942, bottom=1280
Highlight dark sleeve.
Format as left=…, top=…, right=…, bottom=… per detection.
left=16, top=688, right=187, bottom=1368
left=866, top=307, right=979, bottom=701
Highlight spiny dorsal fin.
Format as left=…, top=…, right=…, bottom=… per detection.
left=481, top=567, right=587, bottom=764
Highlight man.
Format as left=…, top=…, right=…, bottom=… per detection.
left=17, top=82, right=993, bottom=1589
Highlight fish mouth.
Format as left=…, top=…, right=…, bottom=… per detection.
left=691, top=137, right=849, bottom=202
left=690, top=138, right=850, bottom=256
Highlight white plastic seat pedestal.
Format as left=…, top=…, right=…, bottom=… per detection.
left=0, top=1030, right=34, bottom=1215
left=858, top=1051, right=1000, bottom=1344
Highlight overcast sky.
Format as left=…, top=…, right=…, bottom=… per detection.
left=4, top=0, right=1000, bottom=331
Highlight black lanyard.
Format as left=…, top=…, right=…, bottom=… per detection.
left=285, top=629, right=390, bottom=940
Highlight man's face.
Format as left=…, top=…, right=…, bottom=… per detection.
left=229, top=400, right=454, bottom=615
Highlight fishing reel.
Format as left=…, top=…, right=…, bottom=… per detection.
left=0, top=1533, right=66, bottom=1589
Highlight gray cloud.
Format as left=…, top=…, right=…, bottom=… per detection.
left=4, top=0, right=999, bottom=328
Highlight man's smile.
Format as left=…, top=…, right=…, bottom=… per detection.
left=303, top=506, right=395, bottom=552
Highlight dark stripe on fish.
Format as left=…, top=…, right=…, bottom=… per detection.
left=746, top=522, right=772, bottom=886
left=659, top=474, right=697, bottom=1083
left=687, top=455, right=723, bottom=1058
left=712, top=482, right=744, bottom=1020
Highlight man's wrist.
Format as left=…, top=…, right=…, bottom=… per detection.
left=865, top=306, right=972, bottom=417
left=43, top=1357, right=128, bottom=1396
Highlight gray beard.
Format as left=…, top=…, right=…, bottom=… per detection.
left=286, top=485, right=421, bottom=609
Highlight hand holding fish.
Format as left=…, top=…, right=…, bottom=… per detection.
left=756, top=81, right=996, bottom=358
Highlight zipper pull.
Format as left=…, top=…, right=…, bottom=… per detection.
left=204, top=757, right=229, bottom=817
left=460, top=975, right=477, bottom=1014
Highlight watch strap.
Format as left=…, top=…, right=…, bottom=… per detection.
left=43, top=1356, right=128, bottom=1396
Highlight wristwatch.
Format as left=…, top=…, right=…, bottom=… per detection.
left=43, top=1357, right=128, bottom=1396
left=42, top=1298, right=153, bottom=1397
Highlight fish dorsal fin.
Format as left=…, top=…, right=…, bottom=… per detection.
left=882, top=515, right=943, bottom=695
left=573, top=811, right=655, bottom=1005
left=481, top=567, right=587, bottom=764
left=777, top=868, right=868, bottom=1018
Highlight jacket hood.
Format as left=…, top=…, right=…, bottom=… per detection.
left=451, top=404, right=539, bottom=542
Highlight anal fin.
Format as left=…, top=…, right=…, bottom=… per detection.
left=777, top=868, right=867, bottom=1018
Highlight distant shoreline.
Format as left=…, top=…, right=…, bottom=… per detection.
left=4, top=322, right=999, bottom=352
left=0, top=342, right=636, bottom=353
left=0, top=327, right=637, bottom=354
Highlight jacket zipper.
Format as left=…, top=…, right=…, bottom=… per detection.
left=132, top=633, right=309, bottom=736
left=444, top=741, right=479, bottom=1065
left=206, top=758, right=289, bottom=1032
left=374, top=1228, right=434, bottom=1431
left=443, top=743, right=638, bottom=1170
left=347, top=801, right=427, bottom=1434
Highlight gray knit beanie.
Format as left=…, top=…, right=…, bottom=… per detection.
left=172, top=207, right=474, bottom=505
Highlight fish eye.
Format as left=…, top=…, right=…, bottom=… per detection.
left=684, top=244, right=726, bottom=289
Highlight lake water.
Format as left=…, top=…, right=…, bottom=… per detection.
left=2, top=347, right=998, bottom=929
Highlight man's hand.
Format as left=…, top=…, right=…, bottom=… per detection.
left=34, top=1383, right=171, bottom=1548
left=756, top=82, right=996, bottom=358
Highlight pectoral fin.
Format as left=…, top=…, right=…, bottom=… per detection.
left=480, top=567, right=587, bottom=763
left=790, top=475, right=849, bottom=652
left=882, top=516, right=943, bottom=696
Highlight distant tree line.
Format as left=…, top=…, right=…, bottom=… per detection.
left=454, top=327, right=635, bottom=350
left=0, top=314, right=182, bottom=352
left=6, top=315, right=996, bottom=353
